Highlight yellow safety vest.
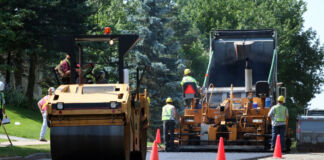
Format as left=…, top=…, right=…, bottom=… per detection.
left=60, top=58, right=71, bottom=67
left=181, top=76, right=198, bottom=86
left=274, top=104, right=287, bottom=122
left=41, top=96, right=50, bottom=111
left=42, top=99, right=48, bottom=110
left=162, top=104, right=174, bottom=121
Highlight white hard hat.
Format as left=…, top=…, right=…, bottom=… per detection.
left=48, top=87, right=55, bottom=92
left=0, top=81, right=4, bottom=91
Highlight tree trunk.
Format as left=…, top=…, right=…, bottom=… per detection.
left=26, top=53, right=37, bottom=103
left=5, top=52, right=11, bottom=86
left=14, top=51, right=23, bottom=87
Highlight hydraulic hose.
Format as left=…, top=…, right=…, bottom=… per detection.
left=203, top=50, right=213, bottom=87
left=267, top=49, right=277, bottom=83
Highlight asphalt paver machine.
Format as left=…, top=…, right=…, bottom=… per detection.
left=47, top=34, right=150, bottom=160
left=175, top=30, right=292, bottom=151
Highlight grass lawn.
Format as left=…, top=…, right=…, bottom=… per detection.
left=0, top=144, right=50, bottom=157
left=0, top=105, right=50, bottom=140
left=147, top=141, right=165, bottom=147
left=0, top=138, right=9, bottom=142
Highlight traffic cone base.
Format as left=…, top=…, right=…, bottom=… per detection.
left=273, top=134, right=282, bottom=159
left=150, top=140, right=159, bottom=160
left=217, top=137, right=226, bottom=160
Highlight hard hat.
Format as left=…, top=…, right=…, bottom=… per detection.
left=48, top=87, right=55, bottom=93
left=277, top=96, right=284, bottom=102
left=166, top=97, right=173, bottom=103
left=184, top=69, right=191, bottom=76
left=0, top=81, right=4, bottom=91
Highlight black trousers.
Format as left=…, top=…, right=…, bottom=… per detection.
left=163, top=120, right=175, bottom=150
left=184, top=99, right=200, bottom=108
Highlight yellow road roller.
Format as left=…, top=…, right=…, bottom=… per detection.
left=47, top=34, right=149, bottom=160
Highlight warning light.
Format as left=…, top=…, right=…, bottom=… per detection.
left=205, top=73, right=208, bottom=77
left=184, top=85, right=196, bottom=94
left=104, top=27, right=111, bottom=34
left=109, top=39, right=114, bottom=45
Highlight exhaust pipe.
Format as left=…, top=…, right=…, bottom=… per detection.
left=123, top=69, right=129, bottom=84
left=245, top=58, right=252, bottom=92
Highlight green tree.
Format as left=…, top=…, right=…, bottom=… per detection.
left=0, top=0, right=94, bottom=105
left=179, top=0, right=324, bottom=130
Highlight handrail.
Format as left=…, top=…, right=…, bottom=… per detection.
left=267, top=49, right=276, bottom=83
left=208, top=83, right=215, bottom=107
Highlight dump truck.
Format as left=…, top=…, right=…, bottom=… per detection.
left=47, top=34, right=150, bottom=160
left=297, top=109, right=324, bottom=151
left=175, top=30, right=292, bottom=151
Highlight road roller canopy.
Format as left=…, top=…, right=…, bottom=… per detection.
left=55, top=34, right=139, bottom=84
left=204, top=30, right=277, bottom=88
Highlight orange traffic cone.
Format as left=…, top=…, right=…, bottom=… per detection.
left=217, top=137, right=226, bottom=160
left=155, top=128, right=161, bottom=144
left=273, top=135, right=282, bottom=159
left=150, top=140, right=159, bottom=160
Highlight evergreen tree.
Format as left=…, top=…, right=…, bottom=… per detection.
left=126, top=0, right=184, bottom=138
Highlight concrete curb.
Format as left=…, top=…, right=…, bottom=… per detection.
left=0, top=156, right=23, bottom=160
left=0, top=153, right=50, bottom=160
left=24, top=153, right=50, bottom=160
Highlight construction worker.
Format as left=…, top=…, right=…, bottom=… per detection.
left=37, top=87, right=55, bottom=142
left=86, top=65, right=107, bottom=84
left=161, top=97, right=178, bottom=151
left=56, top=53, right=95, bottom=84
left=55, top=53, right=71, bottom=84
left=181, top=69, right=199, bottom=108
left=268, top=95, right=289, bottom=151
left=0, top=81, right=7, bottom=125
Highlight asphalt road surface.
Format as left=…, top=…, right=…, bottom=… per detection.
left=36, top=152, right=273, bottom=160
left=146, top=151, right=273, bottom=160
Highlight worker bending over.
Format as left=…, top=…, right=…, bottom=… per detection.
left=37, top=87, right=55, bottom=141
left=161, top=97, right=178, bottom=151
left=268, top=95, right=288, bottom=151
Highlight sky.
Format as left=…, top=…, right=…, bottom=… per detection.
left=304, top=0, right=324, bottom=109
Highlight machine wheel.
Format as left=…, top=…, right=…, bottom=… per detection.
left=264, top=137, right=271, bottom=151
left=130, top=112, right=147, bottom=160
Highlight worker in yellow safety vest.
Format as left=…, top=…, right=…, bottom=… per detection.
left=55, top=53, right=72, bottom=84
left=161, top=97, right=178, bottom=151
left=37, top=87, right=55, bottom=142
left=268, top=95, right=289, bottom=151
left=181, top=69, right=200, bottom=108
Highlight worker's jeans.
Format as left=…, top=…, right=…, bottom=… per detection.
left=40, top=111, right=47, bottom=139
left=163, top=120, right=175, bottom=150
left=271, top=125, right=285, bottom=150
